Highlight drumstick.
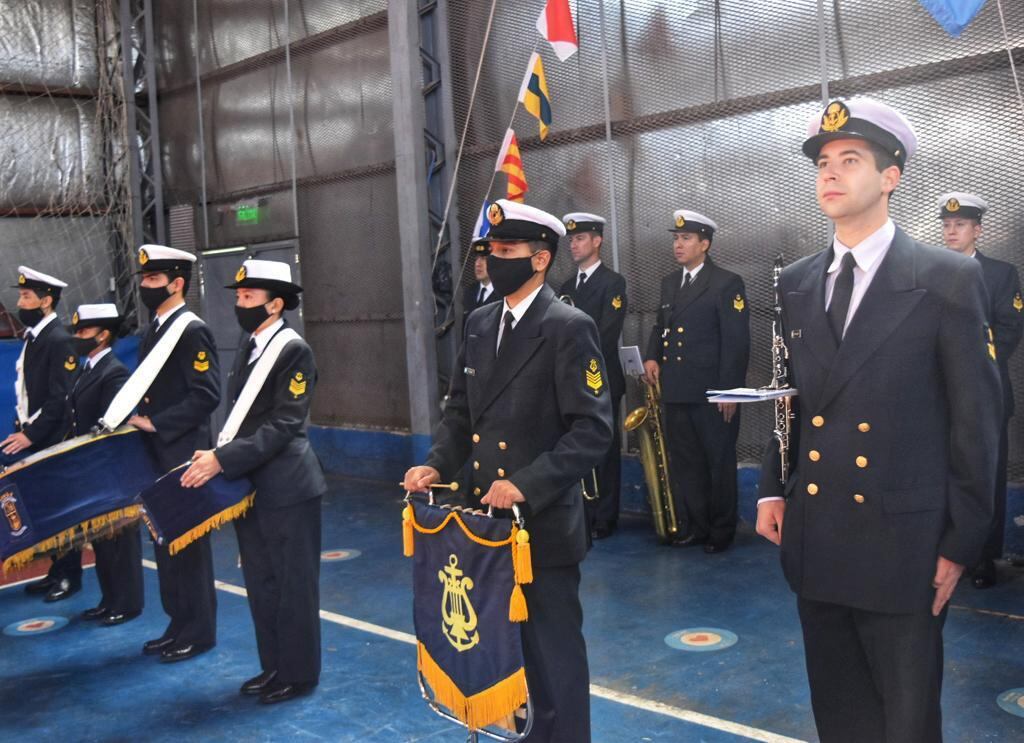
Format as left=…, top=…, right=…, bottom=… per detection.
left=398, top=481, right=459, bottom=491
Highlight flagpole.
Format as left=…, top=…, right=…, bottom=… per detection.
left=994, top=0, right=1024, bottom=124
left=597, top=0, right=620, bottom=273
left=483, top=40, right=540, bottom=200
left=429, top=0, right=501, bottom=274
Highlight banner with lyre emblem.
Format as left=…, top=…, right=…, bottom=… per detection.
left=403, top=497, right=534, bottom=731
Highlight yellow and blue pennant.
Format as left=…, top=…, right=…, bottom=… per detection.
left=518, top=52, right=552, bottom=141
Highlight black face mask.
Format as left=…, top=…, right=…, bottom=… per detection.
left=486, top=254, right=537, bottom=297
left=71, top=334, right=104, bottom=357
left=235, top=303, right=272, bottom=334
left=18, top=307, right=44, bottom=328
left=139, top=285, right=171, bottom=312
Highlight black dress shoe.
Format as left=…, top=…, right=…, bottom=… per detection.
left=102, top=610, right=141, bottom=626
left=240, top=670, right=278, bottom=696
left=972, top=559, right=997, bottom=589
left=259, top=681, right=317, bottom=705
left=159, top=643, right=214, bottom=663
left=143, top=636, right=176, bottom=655
left=24, top=576, right=55, bottom=595
left=43, top=579, right=81, bottom=602
left=81, top=606, right=109, bottom=621
left=703, top=541, right=731, bottom=554
left=670, top=533, right=707, bottom=547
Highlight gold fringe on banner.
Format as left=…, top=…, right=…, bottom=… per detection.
left=418, top=642, right=527, bottom=731
left=2, top=505, right=143, bottom=573
left=167, top=492, right=255, bottom=556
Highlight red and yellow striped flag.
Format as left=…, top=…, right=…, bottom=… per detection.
left=495, top=129, right=528, bottom=203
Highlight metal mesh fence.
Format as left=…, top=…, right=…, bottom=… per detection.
left=445, top=0, right=1024, bottom=479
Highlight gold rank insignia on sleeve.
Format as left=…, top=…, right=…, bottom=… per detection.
left=289, top=372, right=307, bottom=398
left=585, top=358, right=604, bottom=396
left=64, top=355, right=77, bottom=371
left=611, top=295, right=622, bottom=310
left=1014, top=292, right=1023, bottom=313
left=986, top=326, right=997, bottom=361
left=733, top=294, right=745, bottom=312
left=193, top=351, right=210, bottom=372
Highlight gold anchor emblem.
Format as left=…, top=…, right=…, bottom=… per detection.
left=439, top=554, right=480, bottom=653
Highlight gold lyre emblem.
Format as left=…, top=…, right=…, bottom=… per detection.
left=945, top=197, right=961, bottom=212
left=733, top=294, right=745, bottom=312
left=820, top=101, right=850, bottom=133
left=439, top=554, right=479, bottom=653
left=289, top=372, right=307, bottom=398
left=585, top=358, right=604, bottom=395
left=611, top=295, right=623, bottom=310
left=2, top=491, right=24, bottom=535
left=235, top=265, right=247, bottom=282
left=139, top=248, right=149, bottom=265
left=675, top=215, right=685, bottom=229
left=193, top=351, right=210, bottom=373
left=487, top=202, right=504, bottom=226
left=1014, top=293, right=1023, bottom=313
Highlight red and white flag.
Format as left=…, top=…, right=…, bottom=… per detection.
left=536, top=0, right=578, bottom=62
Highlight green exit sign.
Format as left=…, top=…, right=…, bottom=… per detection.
left=235, top=205, right=261, bottom=225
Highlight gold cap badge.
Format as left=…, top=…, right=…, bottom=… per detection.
left=17, top=274, right=25, bottom=285
left=487, top=203, right=504, bottom=226
left=820, top=101, right=850, bottom=133
left=945, top=198, right=960, bottom=212
left=139, top=248, right=149, bottom=265
left=72, top=312, right=79, bottom=326
left=235, top=265, right=247, bottom=282
left=566, top=219, right=577, bottom=231
left=675, top=215, right=685, bottom=229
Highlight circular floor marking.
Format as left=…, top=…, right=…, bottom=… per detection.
left=4, top=616, right=69, bottom=637
left=997, top=688, right=1024, bottom=718
left=664, top=627, right=738, bottom=652
left=321, top=548, right=361, bottom=562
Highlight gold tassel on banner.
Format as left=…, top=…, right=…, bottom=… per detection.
left=167, top=492, right=255, bottom=556
left=514, top=528, right=533, bottom=585
left=508, top=583, right=528, bottom=623
left=2, top=505, right=143, bottom=573
left=403, top=504, right=415, bottom=557
left=418, top=642, right=527, bottom=731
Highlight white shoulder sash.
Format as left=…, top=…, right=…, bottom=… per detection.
left=98, top=311, right=201, bottom=431
left=216, top=328, right=301, bottom=447
left=14, top=340, right=40, bottom=427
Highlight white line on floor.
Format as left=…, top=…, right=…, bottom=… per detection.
left=138, top=559, right=805, bottom=742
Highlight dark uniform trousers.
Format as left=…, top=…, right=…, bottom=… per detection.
left=68, top=351, right=143, bottom=614
left=426, top=285, right=613, bottom=743
left=15, top=318, right=81, bottom=586
left=137, top=306, right=221, bottom=647
left=559, top=264, right=627, bottom=532
left=975, top=251, right=1023, bottom=563
left=645, top=259, right=749, bottom=544
left=218, top=324, right=326, bottom=685
left=759, top=230, right=1002, bottom=742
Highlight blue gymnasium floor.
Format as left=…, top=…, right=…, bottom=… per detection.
left=1, top=474, right=1023, bottom=742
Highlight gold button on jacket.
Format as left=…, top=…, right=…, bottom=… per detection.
left=807, top=483, right=819, bottom=495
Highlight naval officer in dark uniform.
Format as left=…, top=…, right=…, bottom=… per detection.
left=405, top=199, right=613, bottom=743
left=558, top=212, right=627, bottom=538
left=642, top=212, right=750, bottom=552
left=67, top=303, right=143, bottom=625
left=183, top=258, right=326, bottom=704
left=4, top=266, right=81, bottom=601
left=756, top=98, right=1002, bottom=743
left=462, top=236, right=503, bottom=328
left=127, top=244, right=221, bottom=663
left=938, top=191, right=1023, bottom=589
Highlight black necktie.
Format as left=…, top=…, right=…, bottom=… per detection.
left=827, top=251, right=857, bottom=342
left=246, top=337, right=258, bottom=365
left=577, top=272, right=587, bottom=290
left=497, top=310, right=515, bottom=357
left=477, top=285, right=486, bottom=305
left=681, top=272, right=692, bottom=290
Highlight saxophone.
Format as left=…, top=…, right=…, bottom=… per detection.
left=769, top=254, right=795, bottom=484
left=624, top=378, right=680, bottom=542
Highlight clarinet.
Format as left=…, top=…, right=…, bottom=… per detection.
left=769, top=254, right=795, bottom=484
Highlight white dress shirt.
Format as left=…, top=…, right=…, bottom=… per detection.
left=87, top=347, right=113, bottom=369
left=496, top=284, right=544, bottom=353
left=248, top=318, right=284, bottom=364
left=26, top=311, right=58, bottom=339
left=680, top=260, right=706, bottom=288
left=154, top=300, right=186, bottom=328
left=576, top=260, right=602, bottom=288
left=824, top=219, right=895, bottom=336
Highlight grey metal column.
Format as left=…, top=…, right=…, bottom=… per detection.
left=388, top=0, right=441, bottom=440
